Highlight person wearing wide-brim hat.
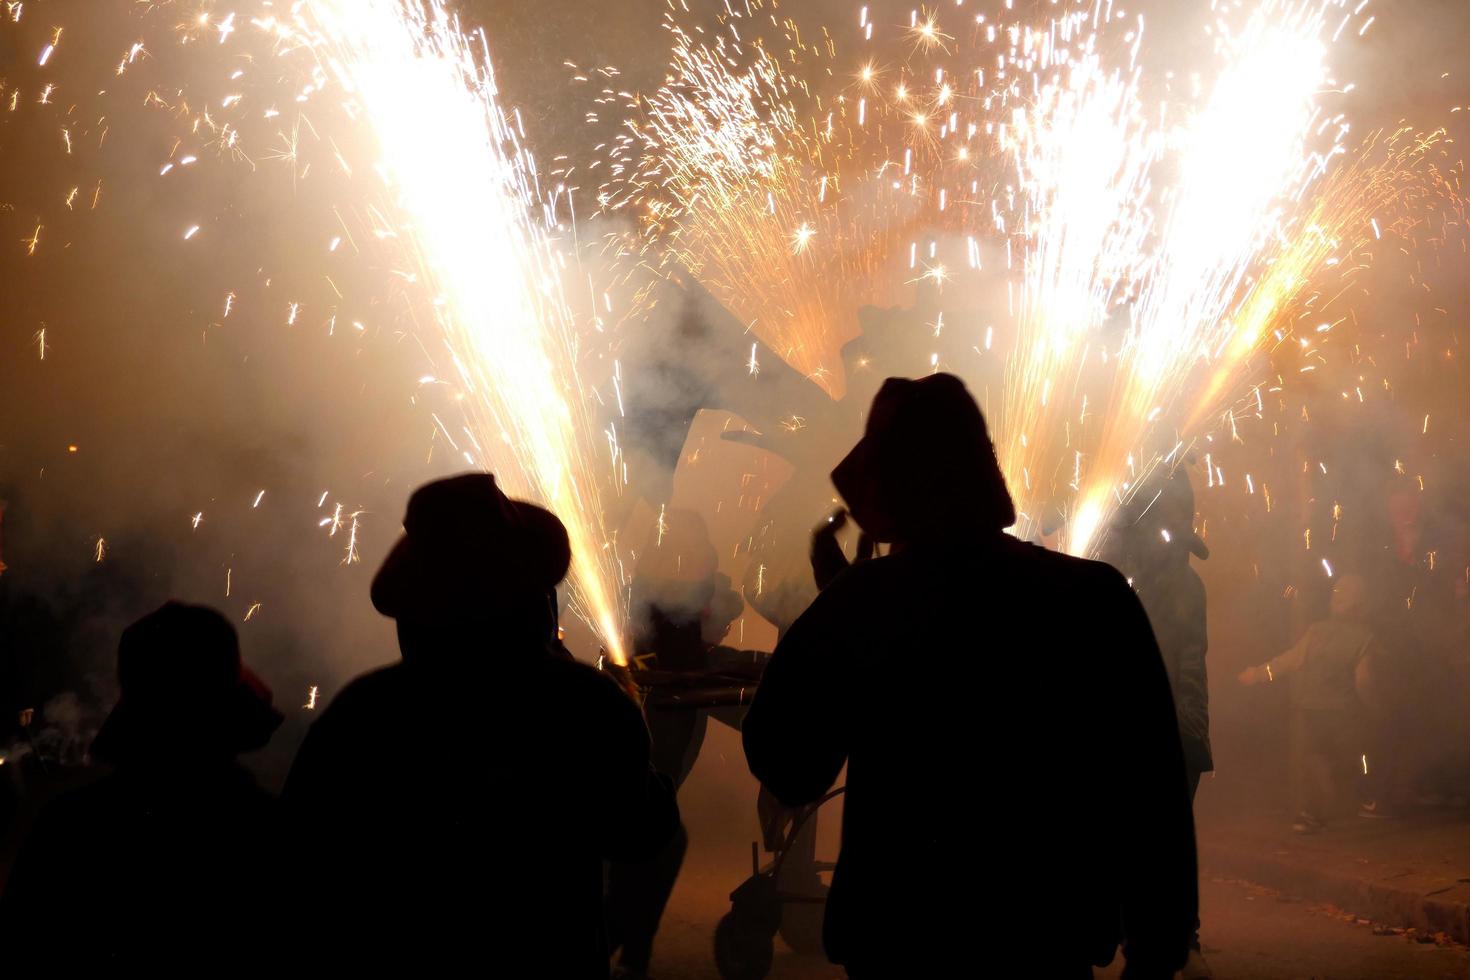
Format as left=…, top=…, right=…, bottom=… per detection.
left=281, top=473, right=678, bottom=976
left=0, top=602, right=284, bottom=971
left=743, top=374, right=1198, bottom=978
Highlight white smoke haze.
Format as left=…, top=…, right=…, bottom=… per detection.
left=0, top=0, right=1467, bottom=830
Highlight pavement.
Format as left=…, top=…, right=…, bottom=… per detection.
left=654, top=725, right=1470, bottom=977
left=1197, top=805, right=1470, bottom=948
left=654, top=831, right=1470, bottom=980
left=1101, top=875, right=1470, bottom=980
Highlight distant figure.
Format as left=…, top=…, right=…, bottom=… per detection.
left=282, top=474, right=677, bottom=975
left=1109, top=467, right=1213, bottom=978
left=0, top=602, right=284, bottom=971
left=743, top=374, right=1198, bottom=978
left=1239, top=574, right=1381, bottom=832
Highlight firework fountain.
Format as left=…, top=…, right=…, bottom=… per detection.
left=0, top=0, right=1460, bottom=664
left=277, top=0, right=631, bottom=660
left=611, top=0, right=1453, bottom=560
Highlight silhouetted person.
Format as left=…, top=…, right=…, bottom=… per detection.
left=0, top=602, right=284, bottom=971
left=1239, top=573, right=1381, bottom=832
left=281, top=474, right=677, bottom=975
left=743, top=374, right=1197, bottom=978
left=1108, top=467, right=1213, bottom=977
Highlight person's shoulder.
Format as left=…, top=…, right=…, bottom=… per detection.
left=532, top=657, right=647, bottom=732
left=1009, top=539, right=1129, bottom=588
left=828, top=551, right=901, bottom=590
left=335, top=662, right=408, bottom=696
left=806, top=551, right=921, bottom=615
left=539, top=656, right=635, bottom=703
left=844, top=536, right=1128, bottom=592
left=23, top=771, right=129, bottom=839
left=1169, top=563, right=1208, bottom=604
left=313, top=663, right=410, bottom=723
left=38, top=771, right=121, bottom=816
left=1011, top=544, right=1156, bottom=630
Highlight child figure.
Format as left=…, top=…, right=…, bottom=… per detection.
left=1239, top=575, right=1380, bottom=832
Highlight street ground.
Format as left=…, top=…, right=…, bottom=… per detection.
left=647, top=724, right=1470, bottom=979
left=653, top=863, right=1470, bottom=979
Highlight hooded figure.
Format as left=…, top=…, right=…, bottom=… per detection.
left=0, top=602, right=284, bottom=971
left=1106, top=466, right=1213, bottom=977
left=742, top=374, right=1197, bottom=978
left=281, top=474, right=677, bottom=976
left=1110, top=466, right=1214, bottom=779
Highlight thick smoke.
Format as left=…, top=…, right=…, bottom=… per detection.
left=3, top=0, right=1470, bottom=827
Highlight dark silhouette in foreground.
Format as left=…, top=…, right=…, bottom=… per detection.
left=743, top=374, right=1198, bottom=978
left=0, top=602, right=284, bottom=970
left=282, top=474, right=677, bottom=975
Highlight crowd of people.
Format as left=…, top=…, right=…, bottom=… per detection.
left=0, top=374, right=1206, bottom=977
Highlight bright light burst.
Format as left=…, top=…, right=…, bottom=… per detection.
left=606, top=3, right=914, bottom=397
left=293, top=1, right=628, bottom=660
left=612, top=0, right=1451, bottom=559
left=1053, top=0, right=1407, bottom=556
left=996, top=14, right=1158, bottom=533
left=7, top=0, right=1458, bottom=661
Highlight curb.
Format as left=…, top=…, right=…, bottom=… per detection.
left=1200, top=841, right=1470, bottom=946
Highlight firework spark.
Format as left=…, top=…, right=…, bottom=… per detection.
left=295, top=0, right=628, bottom=659
left=612, top=0, right=1443, bottom=561
left=1060, top=1, right=1426, bottom=556
left=605, top=2, right=912, bottom=396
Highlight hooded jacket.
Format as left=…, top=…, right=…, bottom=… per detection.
left=743, top=536, right=1197, bottom=975
left=744, top=374, right=1196, bottom=976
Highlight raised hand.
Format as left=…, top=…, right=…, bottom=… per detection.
left=810, top=509, right=875, bottom=591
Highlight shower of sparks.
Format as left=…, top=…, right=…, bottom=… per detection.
left=603, top=2, right=910, bottom=396
left=1058, top=0, right=1382, bottom=556
left=293, top=0, right=627, bottom=658
left=304, top=685, right=320, bottom=710
left=4, top=0, right=1464, bottom=688
left=609, top=0, right=1452, bottom=558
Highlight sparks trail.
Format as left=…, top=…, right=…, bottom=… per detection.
left=286, top=0, right=629, bottom=659
left=603, top=0, right=1456, bottom=558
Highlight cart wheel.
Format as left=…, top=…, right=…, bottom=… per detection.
left=714, top=911, right=775, bottom=980
left=777, top=898, right=825, bottom=954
